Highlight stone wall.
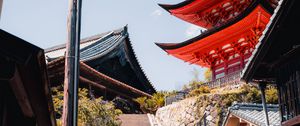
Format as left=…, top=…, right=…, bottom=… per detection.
left=154, top=97, right=199, bottom=126
left=151, top=94, right=230, bottom=126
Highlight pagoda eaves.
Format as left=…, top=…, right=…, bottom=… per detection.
left=159, top=0, right=277, bottom=29
left=157, top=0, right=273, bottom=79
left=159, top=0, right=254, bottom=29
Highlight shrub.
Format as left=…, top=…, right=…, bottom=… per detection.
left=266, top=86, right=278, bottom=104
left=134, top=92, right=166, bottom=114
left=188, top=86, right=211, bottom=97
left=52, top=87, right=122, bottom=126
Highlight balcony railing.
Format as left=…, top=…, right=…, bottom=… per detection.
left=164, top=70, right=243, bottom=105
left=201, top=70, right=242, bottom=88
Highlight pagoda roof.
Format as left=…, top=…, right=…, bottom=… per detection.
left=156, top=0, right=273, bottom=67
left=45, top=26, right=156, bottom=94
left=159, top=0, right=278, bottom=29
left=241, top=0, right=300, bottom=83
left=160, top=0, right=254, bottom=28
left=156, top=0, right=273, bottom=50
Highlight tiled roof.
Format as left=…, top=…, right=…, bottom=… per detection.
left=44, top=26, right=156, bottom=94
left=80, top=28, right=127, bottom=62
left=228, top=103, right=281, bottom=126
left=44, top=27, right=124, bottom=60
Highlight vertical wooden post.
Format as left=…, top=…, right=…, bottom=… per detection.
left=259, top=83, right=270, bottom=126
left=62, top=0, right=82, bottom=126
left=240, top=55, right=245, bottom=69
left=211, top=66, right=215, bottom=81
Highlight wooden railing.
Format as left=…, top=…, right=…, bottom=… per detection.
left=201, top=70, right=242, bottom=88
left=164, top=70, right=243, bottom=105
left=164, top=91, right=187, bottom=105
left=196, top=113, right=207, bottom=126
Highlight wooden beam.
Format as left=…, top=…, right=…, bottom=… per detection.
left=47, top=57, right=152, bottom=98
left=79, top=77, right=135, bottom=100
left=80, top=62, right=152, bottom=98
left=282, top=115, right=300, bottom=126
left=9, top=68, right=34, bottom=117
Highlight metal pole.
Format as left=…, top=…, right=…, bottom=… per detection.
left=62, top=0, right=82, bottom=126
left=203, top=113, right=207, bottom=126
left=259, top=83, right=270, bottom=126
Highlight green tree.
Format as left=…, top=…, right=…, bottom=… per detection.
left=188, top=86, right=211, bottom=97
left=134, top=92, right=166, bottom=114
left=204, top=68, right=212, bottom=82
left=266, top=86, right=278, bottom=104
left=52, top=87, right=122, bottom=126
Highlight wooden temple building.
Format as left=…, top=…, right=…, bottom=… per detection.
left=0, top=29, right=56, bottom=126
left=242, top=0, right=300, bottom=125
left=45, top=26, right=156, bottom=113
left=156, top=0, right=278, bottom=87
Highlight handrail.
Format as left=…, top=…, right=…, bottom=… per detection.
left=201, top=70, right=242, bottom=88
left=196, top=113, right=207, bottom=126
left=164, top=70, right=242, bottom=105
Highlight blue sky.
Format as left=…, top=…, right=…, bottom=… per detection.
left=0, top=0, right=207, bottom=91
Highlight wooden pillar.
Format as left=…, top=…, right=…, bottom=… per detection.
left=211, top=66, right=216, bottom=81
left=240, top=55, right=245, bottom=69
left=62, top=0, right=82, bottom=126
left=224, top=60, right=228, bottom=75
left=259, top=83, right=270, bottom=126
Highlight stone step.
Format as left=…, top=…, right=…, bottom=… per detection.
left=119, top=114, right=151, bottom=126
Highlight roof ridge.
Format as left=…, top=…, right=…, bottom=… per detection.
left=79, top=31, right=114, bottom=52
left=44, top=26, right=127, bottom=53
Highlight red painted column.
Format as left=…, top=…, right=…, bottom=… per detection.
left=224, top=60, right=228, bottom=75
left=211, top=66, right=216, bottom=81
left=240, top=55, right=245, bottom=69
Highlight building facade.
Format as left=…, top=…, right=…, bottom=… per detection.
left=157, top=0, right=278, bottom=88
left=241, top=0, right=300, bottom=125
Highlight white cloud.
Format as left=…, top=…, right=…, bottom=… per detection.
left=151, top=9, right=162, bottom=16
left=185, top=24, right=205, bottom=38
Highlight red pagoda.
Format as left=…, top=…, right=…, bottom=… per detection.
left=156, top=0, right=277, bottom=85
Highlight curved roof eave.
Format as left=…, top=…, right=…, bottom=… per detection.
left=241, top=0, right=287, bottom=83
left=156, top=0, right=274, bottom=51
left=158, top=0, right=194, bottom=12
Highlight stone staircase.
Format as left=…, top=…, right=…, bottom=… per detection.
left=119, top=114, right=151, bottom=126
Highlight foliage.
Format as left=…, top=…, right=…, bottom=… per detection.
left=134, top=92, right=166, bottom=114
left=193, top=84, right=279, bottom=125
left=188, top=80, right=204, bottom=90
left=241, top=84, right=262, bottom=103
left=112, top=97, right=135, bottom=114
left=52, top=87, right=122, bottom=126
left=159, top=90, right=177, bottom=97
left=188, top=86, right=211, bottom=97
left=204, top=69, right=212, bottom=82
left=266, top=86, right=278, bottom=104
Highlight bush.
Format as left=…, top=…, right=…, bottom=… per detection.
left=244, top=86, right=261, bottom=103
left=52, top=87, right=122, bottom=126
left=188, top=86, right=211, bottom=97
left=266, top=86, right=278, bottom=104
left=134, top=92, right=166, bottom=114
